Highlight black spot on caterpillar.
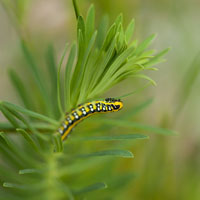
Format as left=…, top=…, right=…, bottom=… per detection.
left=58, top=98, right=123, bottom=141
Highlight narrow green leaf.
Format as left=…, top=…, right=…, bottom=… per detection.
left=75, top=31, right=98, bottom=104
left=20, top=40, right=41, bottom=83
left=77, top=149, right=134, bottom=158
left=86, top=4, right=95, bottom=42
left=65, top=42, right=77, bottom=111
left=46, top=44, right=57, bottom=90
left=79, top=33, right=100, bottom=99
left=0, top=122, right=55, bottom=133
left=5, top=105, right=38, bottom=135
left=0, top=122, right=14, bottom=130
left=57, top=43, right=69, bottom=115
left=70, top=30, right=85, bottom=99
left=132, top=74, right=157, bottom=86
left=0, top=132, right=36, bottom=166
left=73, top=182, right=107, bottom=195
left=0, top=104, right=20, bottom=128
left=88, top=37, right=116, bottom=94
left=140, top=49, right=156, bottom=58
left=122, top=98, right=153, bottom=119
left=20, top=40, right=53, bottom=117
left=16, top=128, right=39, bottom=152
left=71, top=134, right=148, bottom=141
left=77, top=16, right=85, bottom=37
left=89, top=46, right=135, bottom=97
left=134, top=34, right=156, bottom=56
left=19, top=169, right=42, bottom=175
left=144, top=48, right=170, bottom=67
left=3, top=182, right=40, bottom=191
left=115, top=13, right=123, bottom=28
left=117, top=82, right=151, bottom=99
left=96, top=15, right=109, bottom=48
left=102, top=23, right=117, bottom=51
left=46, top=44, right=60, bottom=118
left=52, top=133, right=63, bottom=153
left=104, top=46, right=134, bottom=77
left=97, top=118, right=177, bottom=135
left=8, top=69, right=34, bottom=110
left=116, top=23, right=125, bottom=53
left=3, top=182, right=23, bottom=189
left=93, top=61, right=148, bottom=93
left=1, top=101, right=58, bottom=126
left=125, top=19, right=135, bottom=43
left=0, top=102, right=21, bottom=128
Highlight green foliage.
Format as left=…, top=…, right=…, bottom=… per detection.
left=66, top=4, right=169, bottom=109
left=0, top=2, right=171, bottom=200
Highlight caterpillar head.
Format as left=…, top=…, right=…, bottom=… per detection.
left=105, top=98, right=123, bottom=111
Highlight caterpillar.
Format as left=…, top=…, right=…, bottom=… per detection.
left=58, top=98, right=123, bottom=141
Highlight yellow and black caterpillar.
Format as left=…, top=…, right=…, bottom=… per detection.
left=58, top=98, right=123, bottom=140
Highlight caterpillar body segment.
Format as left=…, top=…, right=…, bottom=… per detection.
left=58, top=98, right=123, bottom=141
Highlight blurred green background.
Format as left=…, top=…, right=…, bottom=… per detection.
left=0, top=0, right=200, bottom=199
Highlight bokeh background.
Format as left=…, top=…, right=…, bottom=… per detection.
left=0, top=0, right=200, bottom=199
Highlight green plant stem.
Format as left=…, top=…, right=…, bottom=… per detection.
left=72, top=0, right=80, bottom=18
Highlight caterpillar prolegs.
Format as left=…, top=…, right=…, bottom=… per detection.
left=58, top=98, right=123, bottom=140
